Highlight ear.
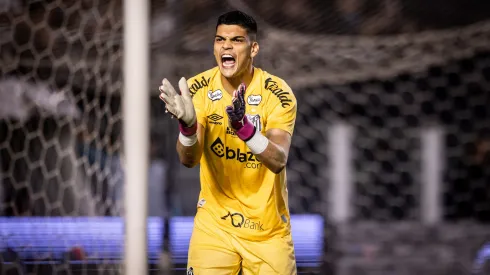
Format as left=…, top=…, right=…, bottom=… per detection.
left=250, top=41, right=259, bottom=58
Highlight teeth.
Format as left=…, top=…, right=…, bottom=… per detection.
left=222, top=54, right=233, bottom=59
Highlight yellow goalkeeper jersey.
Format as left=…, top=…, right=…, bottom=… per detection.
left=187, top=66, right=297, bottom=241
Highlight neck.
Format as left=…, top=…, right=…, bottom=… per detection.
left=221, top=65, right=254, bottom=95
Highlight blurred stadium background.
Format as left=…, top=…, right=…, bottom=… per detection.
left=1, top=0, right=490, bottom=274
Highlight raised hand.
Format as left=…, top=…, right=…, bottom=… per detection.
left=159, top=77, right=197, bottom=135
left=226, top=83, right=247, bottom=130
left=225, top=83, right=255, bottom=141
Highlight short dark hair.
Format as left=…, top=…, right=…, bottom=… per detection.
left=216, top=10, right=258, bottom=38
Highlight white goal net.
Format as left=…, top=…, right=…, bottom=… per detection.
left=1, top=0, right=125, bottom=274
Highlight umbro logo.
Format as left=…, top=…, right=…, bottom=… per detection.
left=207, top=113, right=223, bottom=125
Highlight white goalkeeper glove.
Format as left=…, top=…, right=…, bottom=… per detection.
left=159, top=77, right=197, bottom=136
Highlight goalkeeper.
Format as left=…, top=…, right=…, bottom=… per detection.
left=159, top=10, right=297, bottom=275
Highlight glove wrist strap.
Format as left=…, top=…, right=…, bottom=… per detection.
left=179, top=120, right=197, bottom=136
left=235, top=116, right=255, bottom=141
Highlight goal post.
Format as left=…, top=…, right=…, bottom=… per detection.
left=123, top=0, right=150, bottom=274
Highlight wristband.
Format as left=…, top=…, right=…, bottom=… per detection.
left=245, top=130, right=269, bottom=155
left=179, top=132, right=197, bottom=147
left=179, top=120, right=197, bottom=136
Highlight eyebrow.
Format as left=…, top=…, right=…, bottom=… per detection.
left=215, top=35, right=246, bottom=40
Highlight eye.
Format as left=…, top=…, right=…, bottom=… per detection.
left=232, top=38, right=244, bottom=43
left=215, top=37, right=224, bottom=42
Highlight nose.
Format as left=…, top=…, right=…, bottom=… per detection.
left=222, top=39, right=232, bottom=50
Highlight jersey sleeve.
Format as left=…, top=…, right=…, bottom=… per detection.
left=264, top=79, right=297, bottom=135
left=187, top=77, right=207, bottom=128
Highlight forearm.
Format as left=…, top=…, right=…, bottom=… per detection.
left=176, top=136, right=202, bottom=168
left=242, top=128, right=291, bottom=174
left=176, top=123, right=203, bottom=168
left=254, top=140, right=287, bottom=174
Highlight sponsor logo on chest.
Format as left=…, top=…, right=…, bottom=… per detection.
left=189, top=76, right=210, bottom=97
left=210, top=137, right=262, bottom=169
left=265, top=77, right=292, bottom=108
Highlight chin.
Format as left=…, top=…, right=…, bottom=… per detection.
left=219, top=66, right=238, bottom=78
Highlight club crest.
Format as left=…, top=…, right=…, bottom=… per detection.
left=246, top=114, right=262, bottom=131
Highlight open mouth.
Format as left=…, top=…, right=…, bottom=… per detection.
left=221, top=54, right=236, bottom=68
